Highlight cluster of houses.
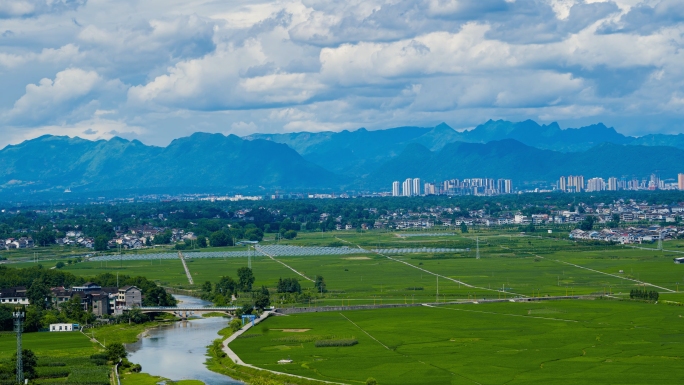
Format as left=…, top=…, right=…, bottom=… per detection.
left=1, top=237, right=35, bottom=249
left=361, top=200, right=684, bottom=230
left=56, top=231, right=94, bottom=248
left=0, top=283, right=142, bottom=317
left=569, top=226, right=682, bottom=244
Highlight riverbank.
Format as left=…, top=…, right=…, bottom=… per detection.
left=206, top=313, right=340, bottom=385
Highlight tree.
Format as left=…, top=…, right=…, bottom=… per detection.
left=196, top=236, right=207, bottom=248
left=62, top=294, right=85, bottom=322
left=153, top=230, right=172, bottom=245
left=34, top=229, right=55, bottom=247
left=209, top=231, right=230, bottom=247
left=229, top=318, right=242, bottom=332
left=121, top=307, right=148, bottom=324
left=201, top=281, right=213, bottom=294
left=27, top=279, right=50, bottom=309
left=277, top=278, right=301, bottom=293
left=237, top=268, right=255, bottom=292
left=366, top=378, right=377, bottom=385
left=13, top=349, right=37, bottom=379
left=578, top=216, right=596, bottom=231
left=24, top=306, right=43, bottom=332
left=215, top=276, right=237, bottom=297
left=55, top=261, right=65, bottom=269
left=94, top=235, right=109, bottom=251
left=314, top=275, right=327, bottom=293
left=106, top=343, right=128, bottom=362
left=282, top=230, right=297, bottom=240
left=460, top=222, right=468, bottom=233
left=254, top=286, right=270, bottom=310
left=245, top=228, right=264, bottom=242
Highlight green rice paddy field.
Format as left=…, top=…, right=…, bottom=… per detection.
left=231, top=300, right=684, bottom=385
left=56, top=231, right=684, bottom=305
left=10, top=230, right=684, bottom=384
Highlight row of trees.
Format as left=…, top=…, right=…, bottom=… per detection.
left=200, top=267, right=256, bottom=305
left=630, top=289, right=659, bottom=301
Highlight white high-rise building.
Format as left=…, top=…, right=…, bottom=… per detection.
left=412, top=178, right=421, bottom=196
left=559, top=176, right=567, bottom=192
left=607, top=177, right=618, bottom=191
left=392, top=181, right=400, bottom=197
left=504, top=179, right=512, bottom=194
left=424, top=183, right=436, bottom=195
left=586, top=177, right=606, bottom=192
left=402, top=178, right=412, bottom=196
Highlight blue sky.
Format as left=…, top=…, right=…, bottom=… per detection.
left=1, top=0, right=684, bottom=147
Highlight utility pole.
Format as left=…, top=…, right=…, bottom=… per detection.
left=476, top=237, right=480, bottom=259
left=436, top=276, right=439, bottom=303
left=14, top=309, right=24, bottom=385
left=248, top=246, right=252, bottom=269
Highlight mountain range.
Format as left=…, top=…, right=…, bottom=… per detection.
left=3, top=119, right=684, bottom=195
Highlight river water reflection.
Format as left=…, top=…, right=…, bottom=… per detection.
left=125, top=295, right=242, bottom=384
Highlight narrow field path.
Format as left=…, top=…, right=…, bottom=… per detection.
left=628, top=245, right=684, bottom=254
left=548, top=257, right=675, bottom=292
left=339, top=312, right=390, bottom=350
left=501, top=245, right=676, bottom=293
left=255, top=246, right=314, bottom=282
left=372, top=248, right=528, bottom=297
left=178, top=251, right=194, bottom=285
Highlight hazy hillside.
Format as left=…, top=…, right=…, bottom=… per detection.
left=0, top=133, right=341, bottom=193
left=5, top=118, right=684, bottom=196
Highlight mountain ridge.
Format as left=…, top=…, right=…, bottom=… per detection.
left=4, top=119, right=684, bottom=195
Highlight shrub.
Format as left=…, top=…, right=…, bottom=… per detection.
left=366, top=378, right=378, bottom=385
left=105, top=343, right=127, bottom=361
left=315, top=339, right=358, bottom=347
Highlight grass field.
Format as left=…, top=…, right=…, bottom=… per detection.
left=7, top=229, right=684, bottom=385
left=230, top=299, right=684, bottom=385
left=0, top=331, right=110, bottom=385
left=52, top=230, right=684, bottom=307
left=0, top=331, right=97, bottom=359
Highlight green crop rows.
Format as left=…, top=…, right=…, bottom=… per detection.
left=231, top=300, right=684, bottom=385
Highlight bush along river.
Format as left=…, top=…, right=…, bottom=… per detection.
left=125, top=295, right=242, bottom=384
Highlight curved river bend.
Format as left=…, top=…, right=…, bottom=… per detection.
left=125, top=295, right=242, bottom=384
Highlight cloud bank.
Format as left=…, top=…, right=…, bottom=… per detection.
left=1, top=0, right=684, bottom=147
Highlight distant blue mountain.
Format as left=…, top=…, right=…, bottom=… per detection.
left=3, top=119, right=684, bottom=195
left=0, top=133, right=342, bottom=194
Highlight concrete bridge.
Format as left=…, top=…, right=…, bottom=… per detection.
left=128, top=306, right=241, bottom=319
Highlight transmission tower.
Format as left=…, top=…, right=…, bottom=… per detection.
left=14, top=309, right=24, bottom=385
left=476, top=237, right=480, bottom=259
left=658, top=234, right=663, bottom=251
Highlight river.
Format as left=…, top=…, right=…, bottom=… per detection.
left=125, top=295, right=242, bottom=384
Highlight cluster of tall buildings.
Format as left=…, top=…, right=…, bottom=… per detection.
left=392, top=178, right=513, bottom=197
left=558, top=174, right=684, bottom=192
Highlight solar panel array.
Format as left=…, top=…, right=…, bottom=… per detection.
left=257, top=245, right=370, bottom=256
left=89, top=251, right=254, bottom=261
left=396, top=233, right=456, bottom=237
left=373, top=248, right=468, bottom=254
left=88, top=245, right=467, bottom=261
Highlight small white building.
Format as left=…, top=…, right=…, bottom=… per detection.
left=50, top=323, right=75, bottom=332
